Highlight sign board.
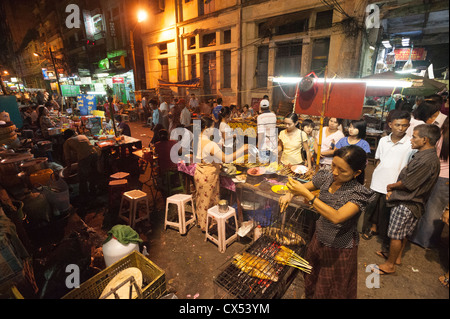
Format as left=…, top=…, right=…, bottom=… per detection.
left=61, top=85, right=81, bottom=97
left=77, top=94, right=97, bottom=116
left=394, top=48, right=427, bottom=61
left=295, top=81, right=367, bottom=120
left=112, top=77, right=124, bottom=84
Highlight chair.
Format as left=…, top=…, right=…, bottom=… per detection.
left=164, top=194, right=196, bottom=235
left=205, top=205, right=238, bottom=253
left=118, top=190, right=150, bottom=228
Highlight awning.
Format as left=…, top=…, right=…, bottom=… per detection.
left=158, top=78, right=201, bottom=88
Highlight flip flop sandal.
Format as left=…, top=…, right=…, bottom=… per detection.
left=362, top=230, right=378, bottom=240
left=371, top=264, right=395, bottom=276
left=375, top=251, right=402, bottom=266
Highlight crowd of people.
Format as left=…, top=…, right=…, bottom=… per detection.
left=145, top=91, right=449, bottom=297
left=10, top=87, right=450, bottom=297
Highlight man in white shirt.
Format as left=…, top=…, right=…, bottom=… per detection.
left=257, top=99, right=277, bottom=163
left=180, top=104, right=191, bottom=127
left=189, top=93, right=199, bottom=112
left=363, top=110, right=414, bottom=250
left=159, top=97, right=169, bottom=115
left=425, top=94, right=447, bottom=128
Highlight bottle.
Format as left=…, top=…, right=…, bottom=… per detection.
left=254, top=225, right=262, bottom=241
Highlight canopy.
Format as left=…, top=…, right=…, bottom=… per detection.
left=364, top=71, right=447, bottom=97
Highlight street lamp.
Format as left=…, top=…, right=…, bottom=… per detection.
left=130, top=9, right=148, bottom=94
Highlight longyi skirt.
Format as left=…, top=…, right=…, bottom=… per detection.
left=304, top=233, right=358, bottom=299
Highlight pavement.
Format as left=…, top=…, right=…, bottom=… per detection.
left=15, top=119, right=449, bottom=300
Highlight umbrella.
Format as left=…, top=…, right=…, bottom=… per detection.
left=364, top=71, right=447, bottom=97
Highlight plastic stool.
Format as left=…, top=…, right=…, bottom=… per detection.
left=205, top=205, right=238, bottom=253
left=119, top=190, right=150, bottom=228
left=162, top=170, right=185, bottom=197
left=110, top=172, right=130, bottom=180
left=108, top=179, right=129, bottom=206
left=164, top=194, right=196, bottom=235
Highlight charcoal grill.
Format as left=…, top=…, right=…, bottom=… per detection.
left=214, top=208, right=316, bottom=299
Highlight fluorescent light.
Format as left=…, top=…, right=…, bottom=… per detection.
left=87, top=91, right=107, bottom=95
left=96, top=73, right=109, bottom=78
left=401, top=38, right=410, bottom=46
left=369, top=46, right=375, bottom=50
left=395, top=69, right=417, bottom=74
left=270, top=76, right=413, bottom=88
left=382, top=40, right=392, bottom=48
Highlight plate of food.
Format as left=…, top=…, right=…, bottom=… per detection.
left=291, top=165, right=308, bottom=175
left=247, top=167, right=266, bottom=176
left=271, top=185, right=288, bottom=195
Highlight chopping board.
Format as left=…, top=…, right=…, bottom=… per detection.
left=99, top=267, right=143, bottom=299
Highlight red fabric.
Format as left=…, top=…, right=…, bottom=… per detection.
left=295, top=82, right=366, bottom=120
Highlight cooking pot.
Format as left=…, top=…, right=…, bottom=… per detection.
left=0, top=153, right=34, bottom=175
left=20, top=157, right=49, bottom=175
left=218, top=200, right=229, bottom=214
left=48, top=127, right=62, bottom=136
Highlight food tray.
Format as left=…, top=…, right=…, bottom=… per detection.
left=62, top=251, right=165, bottom=299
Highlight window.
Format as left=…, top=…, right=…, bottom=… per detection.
left=274, top=41, right=302, bottom=77
left=188, top=36, right=196, bottom=49
left=159, top=43, right=168, bottom=55
left=275, top=19, right=307, bottom=36
left=190, top=55, right=197, bottom=79
left=159, top=58, right=169, bottom=81
left=201, top=32, right=216, bottom=47
left=315, top=10, right=333, bottom=30
left=256, top=45, right=269, bottom=88
left=311, top=38, right=330, bottom=75
left=223, top=29, right=231, bottom=44
left=222, top=50, right=231, bottom=88
left=198, top=0, right=215, bottom=15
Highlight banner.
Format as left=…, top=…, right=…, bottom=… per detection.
left=77, top=94, right=97, bottom=116
left=394, top=48, right=427, bottom=61
left=61, top=85, right=80, bottom=97
left=295, top=81, right=367, bottom=120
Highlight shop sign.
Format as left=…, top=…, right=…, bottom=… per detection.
left=83, top=10, right=95, bottom=40
left=61, top=85, right=81, bottom=97
left=77, top=94, right=97, bottom=116
left=107, top=50, right=127, bottom=59
left=80, top=77, right=92, bottom=84
left=42, top=68, right=56, bottom=80
left=394, top=48, right=426, bottom=61
left=112, top=77, right=124, bottom=84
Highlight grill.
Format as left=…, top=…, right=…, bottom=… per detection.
left=214, top=208, right=316, bottom=299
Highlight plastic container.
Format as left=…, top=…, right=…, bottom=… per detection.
left=102, top=238, right=139, bottom=267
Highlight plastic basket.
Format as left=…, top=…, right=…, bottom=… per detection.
left=62, top=251, right=166, bottom=299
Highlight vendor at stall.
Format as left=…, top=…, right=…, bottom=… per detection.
left=278, top=113, right=312, bottom=168
left=279, top=145, right=375, bottom=299
left=63, top=129, right=99, bottom=199
left=37, top=106, right=57, bottom=139
left=315, top=117, right=345, bottom=167
left=194, top=117, right=248, bottom=232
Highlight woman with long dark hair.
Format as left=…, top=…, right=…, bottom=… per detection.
left=279, top=145, right=375, bottom=299
left=410, top=117, right=449, bottom=248
left=194, top=116, right=248, bottom=231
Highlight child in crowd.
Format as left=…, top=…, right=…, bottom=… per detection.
left=363, top=110, right=413, bottom=246
left=335, top=119, right=371, bottom=154
left=301, top=118, right=316, bottom=161
left=373, top=124, right=441, bottom=275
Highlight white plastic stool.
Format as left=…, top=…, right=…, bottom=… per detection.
left=164, top=194, right=196, bottom=235
left=205, top=205, right=238, bottom=253
left=119, top=190, right=150, bottom=228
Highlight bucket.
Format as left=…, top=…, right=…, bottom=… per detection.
left=102, top=238, right=139, bottom=267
